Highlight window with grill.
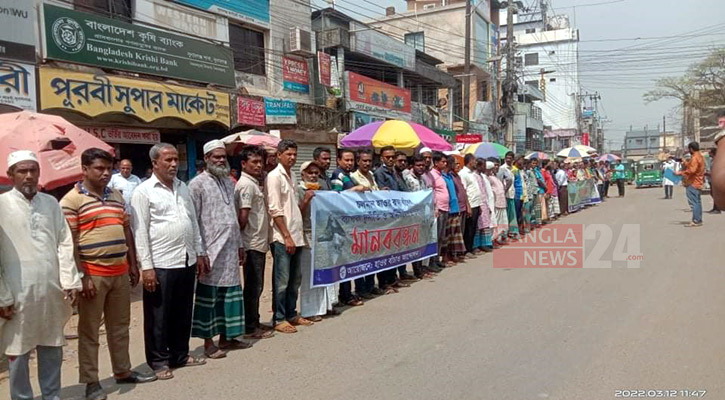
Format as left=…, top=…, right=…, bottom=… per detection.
left=229, top=24, right=266, bottom=76
left=525, top=28, right=535, bottom=33
left=524, top=53, right=539, bottom=66
left=404, top=32, right=425, bottom=52
left=74, top=0, right=132, bottom=21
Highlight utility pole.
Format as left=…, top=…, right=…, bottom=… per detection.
left=463, top=0, right=471, bottom=134
left=504, top=0, right=516, bottom=150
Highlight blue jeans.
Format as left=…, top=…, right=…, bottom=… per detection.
left=271, top=242, right=303, bottom=324
left=686, top=186, right=702, bottom=224
left=9, top=346, right=63, bottom=400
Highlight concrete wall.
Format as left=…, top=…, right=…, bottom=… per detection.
left=516, top=28, right=579, bottom=131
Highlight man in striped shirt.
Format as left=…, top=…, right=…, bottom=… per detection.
left=61, top=148, right=155, bottom=400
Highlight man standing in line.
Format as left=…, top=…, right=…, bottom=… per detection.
left=498, top=151, right=518, bottom=241
left=677, top=141, right=706, bottom=227
left=403, top=154, right=438, bottom=278
left=393, top=151, right=419, bottom=281
left=313, top=147, right=333, bottom=190
left=459, top=154, right=483, bottom=256
left=430, top=152, right=451, bottom=268
left=108, top=159, right=142, bottom=209
left=351, top=148, right=388, bottom=296
left=331, top=148, right=366, bottom=306
left=613, top=159, right=626, bottom=197
left=0, top=150, right=82, bottom=400
left=374, top=147, right=415, bottom=287
left=236, top=145, right=276, bottom=339
left=418, top=147, right=435, bottom=189
left=190, top=140, right=251, bottom=360
left=710, top=111, right=725, bottom=209
left=555, top=162, right=570, bottom=216
left=266, top=139, right=312, bottom=333
left=61, top=149, right=155, bottom=400
left=131, top=143, right=209, bottom=380
left=487, top=160, right=509, bottom=246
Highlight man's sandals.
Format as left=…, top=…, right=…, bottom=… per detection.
left=244, top=328, right=275, bottom=339
left=155, top=355, right=207, bottom=380
left=219, top=339, right=252, bottom=351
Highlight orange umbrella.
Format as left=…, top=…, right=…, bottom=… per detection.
left=0, top=111, right=115, bottom=190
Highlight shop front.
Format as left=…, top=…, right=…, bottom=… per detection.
left=38, top=67, right=231, bottom=180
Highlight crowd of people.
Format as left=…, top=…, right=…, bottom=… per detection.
left=0, top=138, right=627, bottom=400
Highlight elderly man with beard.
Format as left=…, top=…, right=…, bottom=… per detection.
left=0, top=151, right=82, bottom=400
left=189, top=140, right=251, bottom=358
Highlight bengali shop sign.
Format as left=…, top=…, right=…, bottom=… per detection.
left=236, top=97, right=265, bottom=127
left=345, top=71, right=411, bottom=119
left=82, top=126, right=160, bottom=144
left=317, top=51, right=331, bottom=86
left=282, top=57, right=309, bottom=93
left=0, top=61, right=36, bottom=111
left=43, top=4, right=235, bottom=87
left=310, top=190, right=437, bottom=287
left=39, top=67, right=230, bottom=127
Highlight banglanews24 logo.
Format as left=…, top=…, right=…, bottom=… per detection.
left=52, top=17, right=85, bottom=54
left=493, top=224, right=642, bottom=268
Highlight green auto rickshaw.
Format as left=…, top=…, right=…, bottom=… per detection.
left=635, top=158, right=663, bottom=188
left=621, top=159, right=635, bottom=184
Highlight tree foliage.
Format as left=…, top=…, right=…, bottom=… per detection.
left=643, top=48, right=725, bottom=109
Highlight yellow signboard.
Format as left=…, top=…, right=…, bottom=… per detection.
left=39, top=67, right=230, bottom=127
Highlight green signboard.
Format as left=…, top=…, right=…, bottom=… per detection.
left=43, top=4, right=235, bottom=87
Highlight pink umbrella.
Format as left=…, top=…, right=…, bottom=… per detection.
left=0, top=111, right=115, bottom=190
left=221, top=129, right=281, bottom=154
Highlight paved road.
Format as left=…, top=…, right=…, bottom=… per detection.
left=3, top=186, right=723, bottom=400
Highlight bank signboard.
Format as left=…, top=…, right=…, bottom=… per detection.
left=43, top=4, right=235, bottom=87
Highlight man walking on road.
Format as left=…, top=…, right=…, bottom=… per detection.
left=190, top=140, right=251, bottom=360
left=677, top=141, right=706, bottom=227
left=131, top=143, right=209, bottom=380
left=267, top=139, right=312, bottom=333
left=236, top=146, right=276, bottom=339
left=61, top=149, right=154, bottom=400
left=662, top=156, right=677, bottom=200
left=0, top=150, right=82, bottom=400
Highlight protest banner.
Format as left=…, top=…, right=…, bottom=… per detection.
left=568, top=179, right=600, bottom=212
left=310, top=190, right=437, bottom=287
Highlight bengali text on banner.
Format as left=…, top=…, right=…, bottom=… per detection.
left=310, top=190, right=438, bottom=287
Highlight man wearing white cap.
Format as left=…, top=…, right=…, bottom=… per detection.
left=189, top=140, right=250, bottom=359
left=0, top=150, right=82, bottom=400
left=131, top=143, right=208, bottom=379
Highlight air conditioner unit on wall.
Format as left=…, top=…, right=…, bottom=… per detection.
left=289, top=27, right=313, bottom=56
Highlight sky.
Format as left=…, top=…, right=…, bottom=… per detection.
left=311, top=0, right=725, bottom=151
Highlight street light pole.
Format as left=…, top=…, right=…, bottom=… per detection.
left=463, top=0, right=472, bottom=134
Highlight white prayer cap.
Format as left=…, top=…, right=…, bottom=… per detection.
left=419, top=147, right=432, bottom=154
left=299, top=161, right=319, bottom=174
left=486, top=161, right=494, bottom=170
left=7, top=150, right=38, bottom=168
left=203, top=139, right=225, bottom=155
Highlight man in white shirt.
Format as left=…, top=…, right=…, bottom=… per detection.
left=555, top=163, right=570, bottom=216
left=0, top=150, right=81, bottom=400
left=109, top=159, right=142, bottom=207
left=459, top=154, right=484, bottom=256
left=131, top=143, right=209, bottom=380
left=266, top=140, right=310, bottom=334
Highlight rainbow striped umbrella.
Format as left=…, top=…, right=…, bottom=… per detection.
left=462, top=142, right=511, bottom=160
left=340, top=120, right=452, bottom=153
left=525, top=151, right=550, bottom=160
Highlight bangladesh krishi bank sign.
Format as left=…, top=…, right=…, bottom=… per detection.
left=43, top=4, right=235, bottom=87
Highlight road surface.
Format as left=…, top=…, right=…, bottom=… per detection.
left=2, top=185, right=723, bottom=400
